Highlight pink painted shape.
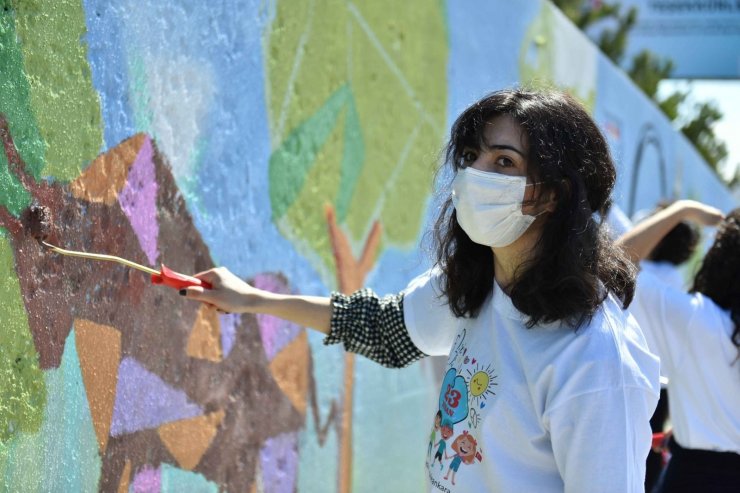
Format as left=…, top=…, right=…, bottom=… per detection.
left=131, top=465, right=161, bottom=493
left=110, top=357, right=202, bottom=436
left=259, top=432, right=299, bottom=493
left=118, top=136, right=159, bottom=266
left=253, top=274, right=301, bottom=361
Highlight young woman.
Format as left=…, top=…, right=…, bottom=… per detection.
left=182, top=89, right=660, bottom=492
left=618, top=201, right=739, bottom=493
left=626, top=202, right=702, bottom=492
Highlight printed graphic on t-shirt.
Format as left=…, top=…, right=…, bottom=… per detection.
left=426, top=328, right=496, bottom=489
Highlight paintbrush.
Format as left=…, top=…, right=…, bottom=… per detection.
left=26, top=204, right=211, bottom=290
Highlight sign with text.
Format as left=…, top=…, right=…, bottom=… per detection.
left=589, top=0, right=740, bottom=79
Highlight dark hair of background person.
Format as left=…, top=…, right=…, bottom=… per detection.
left=648, top=202, right=701, bottom=265
left=433, top=88, right=636, bottom=329
left=690, top=208, right=740, bottom=351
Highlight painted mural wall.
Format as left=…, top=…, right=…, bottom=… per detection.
left=0, top=1, right=734, bottom=492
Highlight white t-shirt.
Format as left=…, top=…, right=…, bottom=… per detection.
left=637, top=261, right=687, bottom=385
left=403, top=268, right=660, bottom=493
left=630, top=269, right=740, bottom=453
left=641, top=261, right=687, bottom=291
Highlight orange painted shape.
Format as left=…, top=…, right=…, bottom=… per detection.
left=74, top=318, right=122, bottom=454
left=157, top=410, right=226, bottom=470
left=118, top=460, right=132, bottom=493
left=186, top=305, right=223, bottom=362
left=70, top=133, right=146, bottom=205
left=268, top=331, right=309, bottom=416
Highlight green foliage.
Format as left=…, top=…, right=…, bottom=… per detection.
left=552, top=1, right=634, bottom=62
left=628, top=49, right=674, bottom=98
left=680, top=101, right=729, bottom=170
left=657, top=90, right=688, bottom=122
left=596, top=6, right=636, bottom=63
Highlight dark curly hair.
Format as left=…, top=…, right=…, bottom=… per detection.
left=690, top=208, right=740, bottom=351
left=648, top=202, right=700, bottom=265
left=434, top=89, right=636, bottom=328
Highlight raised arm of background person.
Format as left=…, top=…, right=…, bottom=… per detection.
left=616, top=200, right=724, bottom=264
left=181, top=267, right=333, bottom=335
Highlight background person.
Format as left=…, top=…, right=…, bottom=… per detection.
left=618, top=200, right=739, bottom=493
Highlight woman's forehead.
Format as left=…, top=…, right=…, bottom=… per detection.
left=480, top=114, right=529, bottom=153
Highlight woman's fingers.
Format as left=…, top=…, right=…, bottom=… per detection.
left=181, top=285, right=210, bottom=302
left=193, top=269, right=221, bottom=285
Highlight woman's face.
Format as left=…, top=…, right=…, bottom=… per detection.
left=460, top=114, right=547, bottom=216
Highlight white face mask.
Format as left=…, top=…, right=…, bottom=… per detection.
left=451, top=167, right=543, bottom=247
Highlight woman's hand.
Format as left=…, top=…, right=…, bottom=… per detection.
left=674, top=200, right=725, bottom=226
left=180, top=267, right=264, bottom=314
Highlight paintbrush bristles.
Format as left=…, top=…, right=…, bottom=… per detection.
left=23, top=204, right=52, bottom=241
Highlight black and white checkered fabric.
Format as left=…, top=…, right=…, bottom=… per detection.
left=324, top=288, right=427, bottom=368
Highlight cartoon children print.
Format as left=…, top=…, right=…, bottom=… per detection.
left=427, top=410, right=442, bottom=464
left=444, top=431, right=479, bottom=486
left=426, top=327, right=490, bottom=486
left=430, top=417, right=455, bottom=470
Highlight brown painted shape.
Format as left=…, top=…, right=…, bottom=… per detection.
left=269, top=331, right=309, bottom=416
left=117, top=459, right=131, bottom=493
left=74, top=318, right=121, bottom=454
left=186, top=305, right=222, bottom=362
left=69, top=133, right=146, bottom=205
left=157, top=410, right=225, bottom=470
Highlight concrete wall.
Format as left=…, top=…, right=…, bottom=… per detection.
left=0, top=1, right=734, bottom=492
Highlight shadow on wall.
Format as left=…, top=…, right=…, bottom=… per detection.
left=0, top=115, right=339, bottom=491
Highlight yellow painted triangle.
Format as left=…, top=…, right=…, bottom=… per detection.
left=268, top=331, right=309, bottom=415
left=74, top=318, right=122, bottom=454
left=158, top=410, right=225, bottom=470
left=70, top=133, right=146, bottom=205
left=186, top=305, right=223, bottom=362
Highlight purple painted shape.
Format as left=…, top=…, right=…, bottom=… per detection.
left=110, top=358, right=202, bottom=436
left=253, top=274, right=301, bottom=361
left=118, top=136, right=160, bottom=266
left=131, top=465, right=161, bottom=493
left=259, top=432, right=299, bottom=493
left=219, top=312, right=239, bottom=358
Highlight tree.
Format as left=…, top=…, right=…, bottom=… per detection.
left=680, top=101, right=729, bottom=175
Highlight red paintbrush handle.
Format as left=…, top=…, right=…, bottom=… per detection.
left=151, top=263, right=213, bottom=290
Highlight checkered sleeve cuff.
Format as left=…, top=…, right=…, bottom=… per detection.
left=324, top=289, right=427, bottom=368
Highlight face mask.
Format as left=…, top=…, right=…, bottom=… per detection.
left=451, top=167, right=544, bottom=247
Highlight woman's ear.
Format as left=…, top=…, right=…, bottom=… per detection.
left=543, top=179, right=570, bottom=213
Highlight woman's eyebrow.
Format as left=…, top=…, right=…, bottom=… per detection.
left=485, top=143, right=526, bottom=157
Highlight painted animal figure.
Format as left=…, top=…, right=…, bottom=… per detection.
left=0, top=114, right=337, bottom=491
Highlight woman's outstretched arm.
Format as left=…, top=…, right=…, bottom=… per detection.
left=181, top=267, right=426, bottom=368
left=616, top=200, right=724, bottom=264
left=181, top=267, right=333, bottom=333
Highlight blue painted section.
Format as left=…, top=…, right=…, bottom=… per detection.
left=446, top=0, right=540, bottom=127
left=160, top=463, right=219, bottom=493
left=83, top=0, right=137, bottom=151
left=1, top=329, right=101, bottom=492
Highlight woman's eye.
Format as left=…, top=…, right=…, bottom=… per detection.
left=496, top=156, right=515, bottom=168
left=461, top=151, right=477, bottom=164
